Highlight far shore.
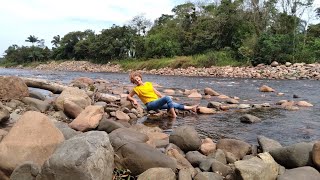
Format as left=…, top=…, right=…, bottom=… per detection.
left=2, top=60, right=320, bottom=80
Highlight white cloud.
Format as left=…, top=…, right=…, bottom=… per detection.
left=0, top=0, right=185, bottom=56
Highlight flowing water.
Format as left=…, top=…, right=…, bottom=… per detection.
left=1, top=68, right=319, bottom=145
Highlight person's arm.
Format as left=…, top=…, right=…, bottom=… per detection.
left=153, top=87, right=163, bottom=98
left=127, top=90, right=139, bottom=106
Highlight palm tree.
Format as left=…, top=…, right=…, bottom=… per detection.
left=51, top=35, right=60, bottom=48
left=25, top=35, right=39, bottom=46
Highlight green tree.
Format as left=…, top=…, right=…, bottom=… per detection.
left=51, top=35, right=61, bottom=48
left=25, top=35, right=39, bottom=46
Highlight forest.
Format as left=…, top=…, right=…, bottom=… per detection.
left=2, top=0, right=320, bottom=67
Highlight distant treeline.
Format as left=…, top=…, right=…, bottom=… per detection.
left=2, top=0, right=320, bottom=66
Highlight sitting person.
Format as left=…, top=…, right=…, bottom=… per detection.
left=127, top=72, right=198, bottom=118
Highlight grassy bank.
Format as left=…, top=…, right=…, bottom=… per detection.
left=0, top=51, right=248, bottom=70
left=118, top=51, right=247, bottom=71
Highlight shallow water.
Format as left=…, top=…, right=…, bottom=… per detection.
left=1, top=68, right=319, bottom=145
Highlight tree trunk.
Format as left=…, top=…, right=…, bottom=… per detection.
left=21, top=77, right=67, bottom=94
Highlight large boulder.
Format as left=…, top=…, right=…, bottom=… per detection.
left=216, top=139, right=251, bottom=160
left=269, top=142, right=314, bottom=168
left=112, top=140, right=177, bottom=176
left=55, top=87, right=91, bottom=111
left=257, top=135, right=282, bottom=152
left=169, top=126, right=202, bottom=152
left=0, top=76, right=29, bottom=100
left=235, top=153, right=279, bottom=180
left=37, top=131, right=114, bottom=180
left=0, top=111, right=64, bottom=174
left=69, top=105, right=104, bottom=132
left=109, top=128, right=149, bottom=145
left=277, top=166, right=320, bottom=180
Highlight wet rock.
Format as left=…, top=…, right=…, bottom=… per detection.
left=169, top=125, right=202, bottom=152
left=204, top=88, right=220, bottom=96
left=296, top=101, right=313, bottom=107
left=188, top=92, right=202, bottom=98
left=240, top=114, right=261, bottom=124
left=277, top=166, right=320, bottom=180
left=198, top=107, right=215, bottom=114
left=259, top=85, right=275, bottom=92
left=293, top=94, right=300, bottom=98
left=137, top=168, right=176, bottom=180
left=207, top=101, right=222, bottom=110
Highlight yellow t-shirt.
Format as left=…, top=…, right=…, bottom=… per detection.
left=133, top=82, right=158, bottom=104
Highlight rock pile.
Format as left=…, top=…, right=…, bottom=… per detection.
left=0, top=76, right=319, bottom=180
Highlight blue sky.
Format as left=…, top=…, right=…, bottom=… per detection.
left=0, top=0, right=319, bottom=58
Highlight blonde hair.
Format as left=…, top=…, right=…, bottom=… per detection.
left=129, top=71, right=142, bottom=83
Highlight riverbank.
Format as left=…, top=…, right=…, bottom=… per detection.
left=5, top=60, right=320, bottom=80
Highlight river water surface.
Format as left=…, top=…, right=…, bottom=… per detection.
left=1, top=68, right=319, bottom=146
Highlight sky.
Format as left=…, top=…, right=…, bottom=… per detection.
left=0, top=0, right=319, bottom=57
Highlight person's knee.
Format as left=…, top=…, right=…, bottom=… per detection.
left=164, top=96, right=172, bottom=102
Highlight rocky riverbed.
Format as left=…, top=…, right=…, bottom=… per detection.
left=0, top=75, right=319, bottom=179
left=20, top=60, right=320, bottom=80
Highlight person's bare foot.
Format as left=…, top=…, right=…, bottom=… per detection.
left=191, top=104, right=200, bottom=113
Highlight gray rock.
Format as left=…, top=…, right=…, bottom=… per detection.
left=277, top=166, right=320, bottom=180
left=22, top=97, right=51, bottom=112
left=211, top=159, right=232, bottom=177
left=240, top=114, right=261, bottom=123
left=257, top=135, right=282, bottom=152
left=178, top=168, right=192, bottom=180
left=113, top=140, right=177, bottom=176
left=199, top=158, right=215, bottom=172
left=0, top=105, right=10, bottom=123
left=194, top=172, right=223, bottom=180
left=109, top=128, right=149, bottom=148
left=225, top=151, right=237, bottom=164
left=269, top=142, right=314, bottom=168
left=169, top=126, right=202, bottom=152
left=37, top=131, right=114, bottom=180
left=165, top=143, right=185, bottom=156
left=29, top=90, right=46, bottom=101
left=10, top=161, right=40, bottom=180
left=97, top=117, right=124, bottom=133
left=54, top=121, right=81, bottom=140
left=216, top=139, right=251, bottom=160
left=207, top=102, right=222, bottom=109
left=137, top=168, right=176, bottom=180
left=185, top=151, right=207, bottom=166
left=235, top=156, right=278, bottom=180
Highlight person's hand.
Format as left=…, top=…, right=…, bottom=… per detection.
left=132, top=99, right=138, bottom=106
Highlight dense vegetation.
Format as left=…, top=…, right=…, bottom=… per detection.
left=2, top=0, right=320, bottom=68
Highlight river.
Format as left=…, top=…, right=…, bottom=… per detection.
left=1, top=68, right=319, bottom=146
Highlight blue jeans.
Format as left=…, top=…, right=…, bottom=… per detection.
left=146, top=96, right=184, bottom=111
